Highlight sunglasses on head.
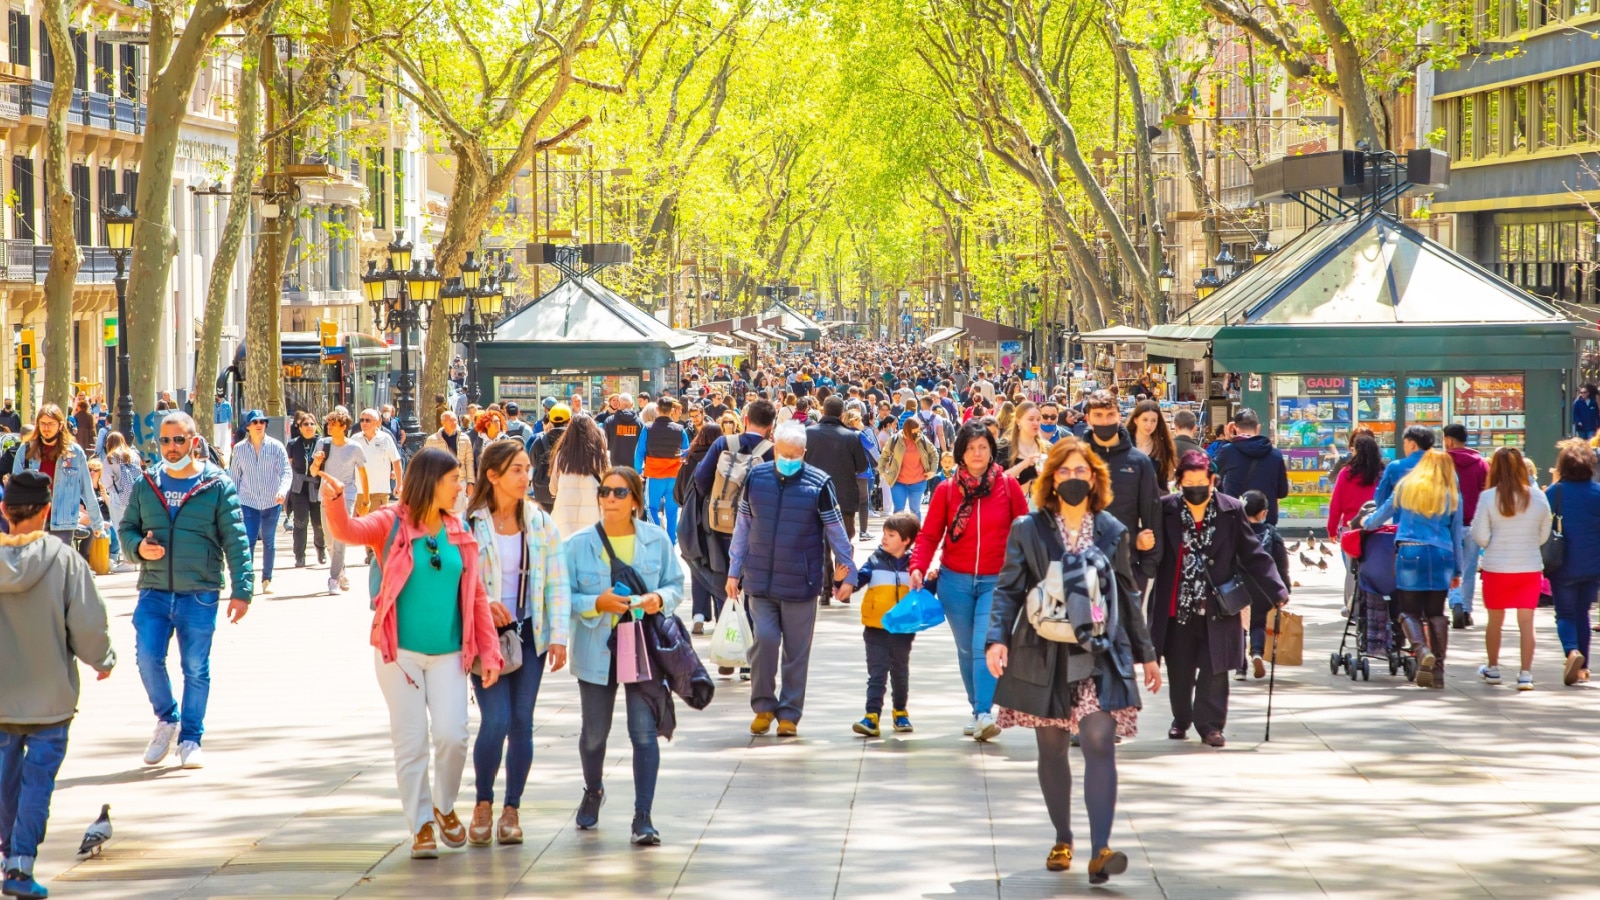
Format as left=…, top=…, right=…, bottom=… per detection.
left=598, top=486, right=632, bottom=500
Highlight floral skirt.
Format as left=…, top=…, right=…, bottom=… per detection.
left=995, top=678, right=1139, bottom=738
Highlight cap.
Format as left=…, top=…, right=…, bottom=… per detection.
left=504, top=402, right=519, bottom=415
left=5, top=469, right=51, bottom=506
left=548, top=404, right=572, bottom=424
left=242, top=409, right=267, bottom=427
left=542, top=397, right=557, bottom=410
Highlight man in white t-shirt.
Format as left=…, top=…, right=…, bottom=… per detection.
left=352, top=408, right=403, bottom=511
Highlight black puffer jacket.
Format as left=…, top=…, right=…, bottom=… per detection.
left=804, top=416, right=869, bottom=514
left=1085, top=427, right=1163, bottom=579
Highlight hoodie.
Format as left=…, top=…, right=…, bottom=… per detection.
left=1214, top=434, right=1291, bottom=524
left=1447, top=446, right=1490, bottom=525
left=1084, top=426, right=1164, bottom=577
left=0, top=532, right=115, bottom=729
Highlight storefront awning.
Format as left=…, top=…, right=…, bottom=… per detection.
left=1145, top=337, right=1211, bottom=360
left=729, top=329, right=765, bottom=343
left=1078, top=325, right=1149, bottom=343
left=953, top=312, right=1028, bottom=342
left=923, top=326, right=966, bottom=346
left=755, top=327, right=790, bottom=342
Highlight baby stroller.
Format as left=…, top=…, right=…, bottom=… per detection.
left=1331, top=526, right=1418, bottom=682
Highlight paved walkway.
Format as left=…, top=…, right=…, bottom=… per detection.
left=27, top=522, right=1600, bottom=898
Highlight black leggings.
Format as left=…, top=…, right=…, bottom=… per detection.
left=1395, top=589, right=1447, bottom=619
left=1035, top=711, right=1117, bottom=853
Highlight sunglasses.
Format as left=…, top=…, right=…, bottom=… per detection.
left=1041, top=415, right=1058, bottom=422
left=158, top=435, right=191, bottom=446
left=424, top=535, right=442, bottom=570
left=598, top=486, right=633, bottom=500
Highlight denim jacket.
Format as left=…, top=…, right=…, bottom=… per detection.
left=466, top=504, right=572, bottom=656
left=1365, top=497, right=1464, bottom=576
left=564, top=520, right=684, bottom=686
left=13, top=440, right=104, bottom=533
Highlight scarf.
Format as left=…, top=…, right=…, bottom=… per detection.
left=1176, top=499, right=1219, bottom=625
left=947, top=463, right=1000, bottom=543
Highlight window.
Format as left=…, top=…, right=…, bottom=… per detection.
left=70, top=28, right=85, bottom=91
left=10, top=155, right=31, bottom=241
left=121, top=169, right=137, bottom=213
left=1514, top=0, right=1530, bottom=29
left=119, top=44, right=137, bottom=98
left=392, top=150, right=404, bottom=228
left=7, top=11, right=30, bottom=68
left=365, top=148, right=386, bottom=229
left=93, top=38, right=112, bottom=94
left=1511, top=84, right=1529, bottom=151
left=1484, top=90, right=1501, bottom=155
left=70, top=163, right=89, bottom=245
left=96, top=166, right=114, bottom=244
left=1540, top=79, right=1561, bottom=148
left=1571, top=73, right=1590, bottom=144
left=1455, top=96, right=1475, bottom=159
left=37, top=21, right=50, bottom=83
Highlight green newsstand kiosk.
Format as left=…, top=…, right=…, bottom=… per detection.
left=475, top=273, right=701, bottom=407
left=1149, top=211, right=1589, bottom=527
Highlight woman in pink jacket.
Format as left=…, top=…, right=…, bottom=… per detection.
left=323, top=447, right=502, bottom=860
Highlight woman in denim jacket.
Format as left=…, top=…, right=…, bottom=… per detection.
left=462, top=440, right=571, bottom=847
left=1364, top=450, right=1463, bottom=689
left=564, top=466, right=684, bottom=846
left=12, top=404, right=103, bottom=543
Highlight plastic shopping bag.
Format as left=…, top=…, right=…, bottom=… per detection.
left=709, top=594, right=753, bottom=668
left=616, top=618, right=654, bottom=684
left=880, top=588, right=946, bottom=634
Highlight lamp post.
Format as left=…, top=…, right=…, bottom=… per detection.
left=1194, top=267, right=1223, bottom=300
left=361, top=231, right=438, bottom=452
left=104, top=194, right=136, bottom=441
left=444, top=249, right=504, bottom=402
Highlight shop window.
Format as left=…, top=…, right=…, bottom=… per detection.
left=1449, top=375, right=1525, bottom=452
left=1272, top=375, right=1354, bottom=519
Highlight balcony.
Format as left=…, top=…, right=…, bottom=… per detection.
left=21, top=82, right=144, bottom=135
left=0, top=85, right=20, bottom=121
left=12, top=243, right=122, bottom=284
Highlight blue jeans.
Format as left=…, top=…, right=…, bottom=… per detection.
left=0, top=723, right=69, bottom=874
left=937, top=570, right=998, bottom=716
left=1448, top=538, right=1480, bottom=613
left=241, top=504, right=281, bottom=581
left=1552, top=577, right=1600, bottom=663
left=133, top=590, right=220, bottom=746
left=645, top=476, right=679, bottom=543
left=890, top=481, right=927, bottom=519
left=471, top=625, right=546, bottom=808
left=577, top=680, right=660, bottom=816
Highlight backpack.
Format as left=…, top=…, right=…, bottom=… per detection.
left=707, top=438, right=772, bottom=534
left=1023, top=515, right=1114, bottom=647
left=530, top=432, right=556, bottom=503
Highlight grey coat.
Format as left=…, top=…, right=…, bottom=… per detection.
left=0, top=532, right=115, bottom=727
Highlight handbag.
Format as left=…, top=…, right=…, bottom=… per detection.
left=1543, top=484, right=1566, bottom=575
left=1201, top=552, right=1253, bottom=617
left=473, top=623, right=525, bottom=677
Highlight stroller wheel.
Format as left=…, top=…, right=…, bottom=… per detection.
left=1402, top=655, right=1418, bottom=682
left=1359, top=658, right=1371, bottom=681
left=1329, top=652, right=1342, bottom=675
left=1347, top=655, right=1360, bottom=681
left=1388, top=653, right=1400, bottom=676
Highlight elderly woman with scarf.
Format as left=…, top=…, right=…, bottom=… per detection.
left=911, top=420, right=1031, bottom=741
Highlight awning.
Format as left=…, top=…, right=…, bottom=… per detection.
left=691, top=343, right=741, bottom=359
left=755, top=327, right=790, bottom=342
left=923, top=326, right=966, bottom=347
left=1078, top=325, right=1149, bottom=343
left=729, top=329, right=765, bottom=343
left=953, top=312, right=1028, bottom=342
left=1144, top=337, right=1211, bottom=360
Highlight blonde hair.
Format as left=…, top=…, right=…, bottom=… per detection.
left=1396, top=450, right=1460, bottom=519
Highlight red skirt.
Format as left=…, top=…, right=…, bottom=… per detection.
left=1480, top=570, right=1541, bottom=610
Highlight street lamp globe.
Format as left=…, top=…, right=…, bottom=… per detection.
left=440, top=277, right=467, bottom=321
left=387, top=231, right=413, bottom=273
left=104, top=194, right=135, bottom=251
left=1194, top=267, right=1222, bottom=300
left=1157, top=263, right=1176, bottom=294
left=413, top=259, right=442, bottom=307
left=1252, top=236, right=1278, bottom=264
left=461, top=250, right=482, bottom=291
left=1214, top=247, right=1237, bottom=281
left=482, top=281, right=504, bottom=318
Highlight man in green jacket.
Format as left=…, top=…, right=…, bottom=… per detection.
left=117, top=412, right=252, bottom=771
left=0, top=470, right=116, bottom=900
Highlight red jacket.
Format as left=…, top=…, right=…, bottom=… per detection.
left=910, top=471, right=1030, bottom=577
left=1326, top=467, right=1377, bottom=538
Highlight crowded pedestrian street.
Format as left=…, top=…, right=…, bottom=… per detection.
left=27, top=533, right=1600, bottom=900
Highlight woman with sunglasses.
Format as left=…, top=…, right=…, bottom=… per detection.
left=461, top=440, right=570, bottom=846
left=565, top=466, right=683, bottom=846
left=321, top=448, right=502, bottom=860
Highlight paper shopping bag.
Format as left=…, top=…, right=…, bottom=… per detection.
left=616, top=618, right=653, bottom=684
left=1265, top=608, right=1304, bottom=667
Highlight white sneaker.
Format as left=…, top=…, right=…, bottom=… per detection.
left=1478, top=665, right=1502, bottom=684
left=261, top=579, right=273, bottom=595
left=1517, top=671, right=1534, bottom=691
left=338, top=574, right=351, bottom=592
left=962, top=716, right=978, bottom=737
left=143, top=720, right=179, bottom=765
left=328, top=577, right=339, bottom=595
left=973, top=712, right=1001, bottom=742
left=178, top=740, right=205, bottom=769
left=110, top=561, right=136, bottom=574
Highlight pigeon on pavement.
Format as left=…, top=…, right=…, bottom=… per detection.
left=78, top=804, right=112, bottom=858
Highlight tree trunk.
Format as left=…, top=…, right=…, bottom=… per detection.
left=1105, top=18, right=1165, bottom=324
left=194, top=1, right=278, bottom=436
left=1305, top=0, right=1384, bottom=149
left=41, top=0, right=79, bottom=409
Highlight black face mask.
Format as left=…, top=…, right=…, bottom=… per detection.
left=1181, top=484, right=1212, bottom=505
left=1055, top=478, right=1092, bottom=506
left=1090, top=423, right=1121, bottom=442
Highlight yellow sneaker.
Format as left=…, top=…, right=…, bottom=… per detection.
left=776, top=719, right=798, bottom=737
left=750, top=712, right=775, bottom=735
left=852, top=713, right=880, bottom=737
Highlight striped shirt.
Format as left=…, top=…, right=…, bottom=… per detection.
left=228, top=436, right=292, bottom=510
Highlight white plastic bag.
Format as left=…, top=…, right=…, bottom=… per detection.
left=709, top=594, right=753, bottom=668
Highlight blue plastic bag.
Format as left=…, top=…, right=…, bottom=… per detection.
left=880, top=588, right=946, bottom=634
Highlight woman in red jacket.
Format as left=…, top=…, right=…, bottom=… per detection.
left=911, top=420, right=1030, bottom=741
left=1327, top=433, right=1383, bottom=611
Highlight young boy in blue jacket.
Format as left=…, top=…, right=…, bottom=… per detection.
left=852, top=513, right=920, bottom=737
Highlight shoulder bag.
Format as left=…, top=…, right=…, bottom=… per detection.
left=1201, top=515, right=1254, bottom=617
left=1543, top=484, right=1566, bottom=575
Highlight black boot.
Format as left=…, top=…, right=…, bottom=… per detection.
left=1399, top=614, right=1434, bottom=687
left=1427, top=616, right=1449, bottom=690
left=1451, top=607, right=1467, bottom=630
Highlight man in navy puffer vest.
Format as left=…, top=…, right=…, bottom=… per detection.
left=727, top=421, right=858, bottom=737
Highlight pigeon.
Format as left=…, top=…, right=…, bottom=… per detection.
left=78, top=804, right=112, bottom=858
left=1316, top=556, right=1328, bottom=570
left=1317, top=541, right=1333, bottom=556
left=1299, top=552, right=1317, bottom=568
left=1287, top=541, right=1301, bottom=553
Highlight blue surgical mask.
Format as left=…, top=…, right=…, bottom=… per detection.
left=1041, top=423, right=1058, bottom=435
left=775, top=456, right=804, bottom=477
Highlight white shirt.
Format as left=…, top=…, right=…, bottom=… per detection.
left=351, top=429, right=402, bottom=493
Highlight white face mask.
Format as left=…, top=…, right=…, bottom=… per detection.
left=164, top=460, right=195, bottom=476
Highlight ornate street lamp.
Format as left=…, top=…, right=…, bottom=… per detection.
left=1156, top=262, right=1176, bottom=294
left=362, top=233, right=435, bottom=451
left=1251, top=236, right=1278, bottom=264
left=445, top=249, right=502, bottom=402
left=1194, top=267, right=1223, bottom=300
left=1214, top=247, right=1238, bottom=282
left=103, top=194, right=136, bottom=442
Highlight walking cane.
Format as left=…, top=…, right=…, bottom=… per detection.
left=1264, top=602, right=1281, bottom=743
